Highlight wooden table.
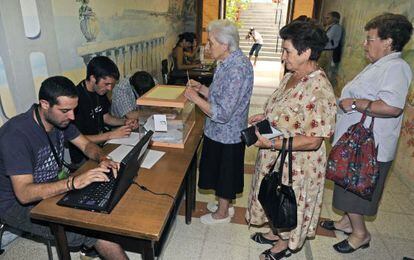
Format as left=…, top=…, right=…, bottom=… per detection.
left=31, top=113, right=204, bottom=260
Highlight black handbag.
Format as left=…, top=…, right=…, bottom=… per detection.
left=258, top=137, right=297, bottom=231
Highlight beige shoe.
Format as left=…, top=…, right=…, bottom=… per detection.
left=200, top=213, right=231, bottom=225
left=206, top=202, right=235, bottom=217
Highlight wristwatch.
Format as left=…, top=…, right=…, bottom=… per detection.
left=351, top=99, right=357, bottom=111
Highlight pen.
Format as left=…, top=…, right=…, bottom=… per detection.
left=186, top=70, right=191, bottom=87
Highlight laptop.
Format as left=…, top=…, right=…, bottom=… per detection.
left=57, top=131, right=154, bottom=213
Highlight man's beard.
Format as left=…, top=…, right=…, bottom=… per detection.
left=45, top=114, right=70, bottom=129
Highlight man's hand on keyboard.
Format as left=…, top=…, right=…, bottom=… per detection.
left=74, top=166, right=113, bottom=190
left=99, top=159, right=120, bottom=178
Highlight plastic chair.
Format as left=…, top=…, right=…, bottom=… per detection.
left=0, top=219, right=53, bottom=259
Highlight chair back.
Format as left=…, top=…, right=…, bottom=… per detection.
left=161, top=59, right=169, bottom=84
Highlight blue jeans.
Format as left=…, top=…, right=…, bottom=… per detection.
left=249, top=43, right=262, bottom=57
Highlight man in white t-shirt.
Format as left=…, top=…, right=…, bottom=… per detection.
left=245, top=27, right=264, bottom=66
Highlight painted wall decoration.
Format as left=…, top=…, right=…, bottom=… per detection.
left=321, top=0, right=414, bottom=184
left=76, top=0, right=99, bottom=42
left=0, top=0, right=194, bottom=118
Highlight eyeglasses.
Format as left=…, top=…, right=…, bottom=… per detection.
left=365, top=37, right=380, bottom=43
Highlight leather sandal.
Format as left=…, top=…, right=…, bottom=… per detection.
left=261, top=248, right=291, bottom=260
left=319, top=220, right=351, bottom=235
left=251, top=232, right=278, bottom=245
left=333, top=239, right=370, bottom=253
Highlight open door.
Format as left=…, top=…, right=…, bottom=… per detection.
left=196, top=0, right=226, bottom=45
left=286, top=0, right=316, bottom=23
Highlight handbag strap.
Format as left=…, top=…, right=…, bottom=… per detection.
left=364, top=101, right=375, bottom=130
left=287, top=137, right=293, bottom=185
left=275, top=138, right=289, bottom=185
left=268, top=138, right=287, bottom=174
left=359, top=101, right=375, bottom=130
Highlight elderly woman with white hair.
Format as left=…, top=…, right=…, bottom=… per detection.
left=185, top=19, right=254, bottom=225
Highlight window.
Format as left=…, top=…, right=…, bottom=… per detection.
left=20, top=0, right=41, bottom=39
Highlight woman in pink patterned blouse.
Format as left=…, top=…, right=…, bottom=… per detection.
left=245, top=20, right=337, bottom=260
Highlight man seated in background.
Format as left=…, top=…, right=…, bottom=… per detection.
left=0, top=76, right=128, bottom=259
left=111, top=71, right=156, bottom=119
left=69, top=56, right=138, bottom=167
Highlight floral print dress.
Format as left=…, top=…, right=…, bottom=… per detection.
left=245, top=70, right=337, bottom=250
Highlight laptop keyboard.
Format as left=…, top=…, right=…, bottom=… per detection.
left=77, top=173, right=116, bottom=208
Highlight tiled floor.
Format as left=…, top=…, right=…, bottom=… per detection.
left=2, top=61, right=414, bottom=259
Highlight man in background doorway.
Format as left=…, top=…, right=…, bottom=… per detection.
left=320, top=11, right=344, bottom=87
left=245, top=27, right=264, bottom=66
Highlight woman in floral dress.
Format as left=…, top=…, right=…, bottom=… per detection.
left=245, top=20, right=337, bottom=260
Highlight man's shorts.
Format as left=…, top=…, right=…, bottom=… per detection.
left=1, top=202, right=97, bottom=248
left=249, top=43, right=262, bottom=57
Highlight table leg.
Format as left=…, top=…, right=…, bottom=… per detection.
left=185, top=153, right=197, bottom=224
left=142, top=240, right=155, bottom=260
left=191, top=153, right=197, bottom=210
left=49, top=223, right=71, bottom=260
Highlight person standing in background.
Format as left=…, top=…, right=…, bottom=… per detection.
left=319, top=11, right=344, bottom=87
left=246, top=27, right=264, bottom=66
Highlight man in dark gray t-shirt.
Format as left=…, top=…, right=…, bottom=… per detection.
left=0, top=76, right=128, bottom=259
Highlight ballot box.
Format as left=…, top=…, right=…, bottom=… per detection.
left=136, top=85, right=196, bottom=148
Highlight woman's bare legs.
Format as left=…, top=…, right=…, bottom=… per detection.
left=347, top=213, right=371, bottom=248
left=334, top=213, right=353, bottom=233
left=212, top=197, right=230, bottom=219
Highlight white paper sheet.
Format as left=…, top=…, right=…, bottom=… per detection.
left=108, top=145, right=134, bottom=162
left=106, top=132, right=141, bottom=146
left=153, top=114, right=168, bottom=132
left=262, top=126, right=283, bottom=139
left=108, top=146, right=165, bottom=169
left=141, top=149, right=165, bottom=169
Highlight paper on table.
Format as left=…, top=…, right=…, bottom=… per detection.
left=262, top=126, right=283, bottom=140
left=107, top=146, right=165, bottom=169
left=108, top=145, right=134, bottom=163
left=141, top=149, right=165, bottom=169
left=106, top=132, right=141, bottom=146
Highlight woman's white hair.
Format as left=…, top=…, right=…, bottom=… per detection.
left=207, top=19, right=240, bottom=52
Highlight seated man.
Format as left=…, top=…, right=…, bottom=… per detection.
left=111, top=71, right=156, bottom=119
left=0, top=76, right=128, bottom=259
left=69, top=56, right=139, bottom=166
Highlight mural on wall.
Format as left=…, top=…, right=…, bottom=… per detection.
left=321, top=0, right=414, bottom=183
left=76, top=0, right=99, bottom=42
left=50, top=0, right=190, bottom=76
left=183, top=0, right=196, bottom=17
left=0, top=0, right=193, bottom=118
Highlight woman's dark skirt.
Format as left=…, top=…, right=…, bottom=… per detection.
left=332, top=161, right=393, bottom=216
left=198, top=135, right=245, bottom=200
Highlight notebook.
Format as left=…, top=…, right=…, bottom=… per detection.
left=57, top=131, right=154, bottom=213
